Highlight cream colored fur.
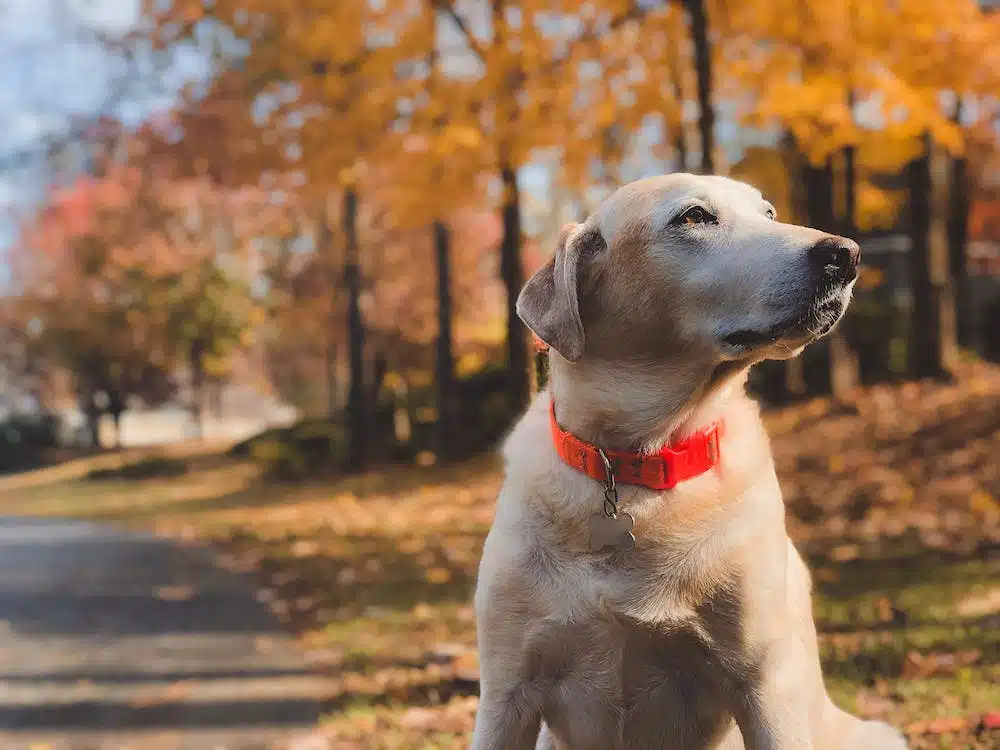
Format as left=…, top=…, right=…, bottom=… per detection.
left=471, top=175, right=907, bottom=750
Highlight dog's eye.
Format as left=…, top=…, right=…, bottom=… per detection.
left=766, top=207, right=776, bottom=220
left=674, top=206, right=716, bottom=226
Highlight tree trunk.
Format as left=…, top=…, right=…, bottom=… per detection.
left=686, top=0, right=715, bottom=174
left=804, top=155, right=859, bottom=396
left=318, top=196, right=339, bottom=418
left=325, top=339, right=338, bottom=418
left=804, top=157, right=835, bottom=231
left=370, top=350, right=387, bottom=405
left=664, top=35, right=688, bottom=172
left=784, top=358, right=807, bottom=398
left=189, top=339, right=205, bottom=439
left=674, top=134, right=689, bottom=172
left=907, top=133, right=958, bottom=379
left=947, top=99, right=972, bottom=348
left=87, top=414, right=101, bottom=449
left=107, top=388, right=125, bottom=449
left=344, top=188, right=367, bottom=470
left=83, top=392, right=102, bottom=450
left=500, top=164, right=530, bottom=413
left=211, top=381, right=224, bottom=418
left=777, top=133, right=809, bottom=399
left=433, top=220, right=456, bottom=461
left=831, top=129, right=861, bottom=396
left=110, top=412, right=122, bottom=448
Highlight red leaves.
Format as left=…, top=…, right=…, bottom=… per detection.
left=981, top=712, right=1000, bottom=730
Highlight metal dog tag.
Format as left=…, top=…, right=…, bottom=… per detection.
left=589, top=510, right=636, bottom=552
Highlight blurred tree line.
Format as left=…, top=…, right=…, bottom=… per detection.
left=4, top=0, right=1000, bottom=474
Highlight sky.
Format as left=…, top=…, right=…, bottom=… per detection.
left=0, top=0, right=210, bottom=276
left=1, top=0, right=137, bottom=218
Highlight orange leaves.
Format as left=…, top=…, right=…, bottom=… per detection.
left=725, top=0, right=997, bottom=165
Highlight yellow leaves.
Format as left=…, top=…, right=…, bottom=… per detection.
left=443, top=125, right=483, bottom=152
left=969, top=491, right=998, bottom=515
left=338, top=167, right=358, bottom=188
left=857, top=267, right=884, bottom=290
left=596, top=99, right=618, bottom=128
left=855, top=133, right=923, bottom=174
left=856, top=182, right=905, bottom=232
left=424, top=567, right=452, bottom=584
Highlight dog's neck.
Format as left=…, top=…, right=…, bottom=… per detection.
left=548, top=355, right=749, bottom=453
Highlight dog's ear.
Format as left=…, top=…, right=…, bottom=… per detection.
left=516, top=222, right=606, bottom=363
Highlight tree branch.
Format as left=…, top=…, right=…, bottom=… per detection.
left=434, top=1, right=487, bottom=62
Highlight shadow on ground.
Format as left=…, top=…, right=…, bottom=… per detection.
left=0, top=517, right=333, bottom=746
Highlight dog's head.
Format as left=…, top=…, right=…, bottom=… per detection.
left=518, top=173, right=859, bottom=368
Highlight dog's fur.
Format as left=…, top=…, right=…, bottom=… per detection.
left=471, top=175, right=907, bottom=750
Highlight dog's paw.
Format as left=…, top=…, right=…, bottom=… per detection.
left=846, top=719, right=908, bottom=750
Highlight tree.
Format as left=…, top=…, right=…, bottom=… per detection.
left=432, top=220, right=456, bottom=459
left=906, top=134, right=958, bottom=378
left=11, top=123, right=277, bottom=445
left=11, top=161, right=176, bottom=446
left=947, top=99, right=972, bottom=348
left=686, top=0, right=715, bottom=173
left=150, top=0, right=417, bottom=467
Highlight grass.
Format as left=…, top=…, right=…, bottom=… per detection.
left=1, top=367, right=999, bottom=748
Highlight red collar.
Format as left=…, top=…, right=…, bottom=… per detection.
left=549, top=402, right=722, bottom=491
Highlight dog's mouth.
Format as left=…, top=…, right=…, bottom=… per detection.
left=720, top=293, right=848, bottom=355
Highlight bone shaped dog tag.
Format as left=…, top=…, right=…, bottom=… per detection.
left=589, top=511, right=636, bottom=552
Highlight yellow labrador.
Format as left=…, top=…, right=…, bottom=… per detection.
left=471, top=174, right=907, bottom=750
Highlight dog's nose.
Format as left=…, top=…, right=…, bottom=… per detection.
left=808, top=236, right=860, bottom=280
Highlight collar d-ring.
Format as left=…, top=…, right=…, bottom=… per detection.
left=597, top=447, right=619, bottom=518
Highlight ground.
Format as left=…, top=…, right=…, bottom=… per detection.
left=0, top=362, right=998, bottom=749
left=0, top=515, right=337, bottom=750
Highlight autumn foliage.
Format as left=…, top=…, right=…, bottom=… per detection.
left=6, top=0, right=1000, bottom=455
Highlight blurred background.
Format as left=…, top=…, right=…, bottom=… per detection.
left=0, top=0, right=998, bottom=748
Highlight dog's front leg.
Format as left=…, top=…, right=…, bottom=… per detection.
left=471, top=609, right=542, bottom=750
left=728, top=645, right=814, bottom=750
left=470, top=684, right=542, bottom=750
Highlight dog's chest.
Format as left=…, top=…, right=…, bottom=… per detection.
left=525, top=615, right=740, bottom=750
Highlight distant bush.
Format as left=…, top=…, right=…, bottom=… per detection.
left=248, top=419, right=347, bottom=481
left=452, top=364, right=518, bottom=456
left=232, top=363, right=520, bottom=480
left=0, top=413, right=61, bottom=474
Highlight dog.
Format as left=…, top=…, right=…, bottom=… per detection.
left=471, top=174, right=907, bottom=750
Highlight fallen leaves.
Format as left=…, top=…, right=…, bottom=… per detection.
left=902, top=649, right=982, bottom=679
left=292, top=539, right=320, bottom=558
left=152, top=584, right=196, bottom=601
left=425, top=567, right=452, bottom=584
left=129, top=680, right=195, bottom=708
left=775, top=361, right=1000, bottom=558
left=956, top=588, right=1000, bottom=618
left=905, top=715, right=972, bottom=736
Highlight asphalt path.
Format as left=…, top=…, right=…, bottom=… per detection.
left=0, top=517, right=333, bottom=750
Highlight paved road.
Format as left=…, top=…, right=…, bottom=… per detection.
left=0, top=518, right=334, bottom=750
